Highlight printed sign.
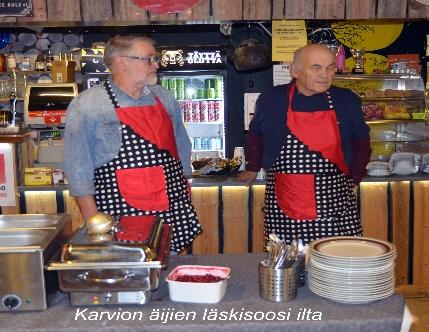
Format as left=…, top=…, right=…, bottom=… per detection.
left=0, top=143, right=16, bottom=206
left=159, top=46, right=227, bottom=70
left=272, top=20, right=307, bottom=62
left=0, top=0, right=32, bottom=16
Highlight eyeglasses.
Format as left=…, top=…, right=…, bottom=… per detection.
left=121, top=54, right=160, bottom=65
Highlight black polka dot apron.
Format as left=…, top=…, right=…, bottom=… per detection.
left=264, top=82, right=362, bottom=246
left=93, top=81, right=201, bottom=252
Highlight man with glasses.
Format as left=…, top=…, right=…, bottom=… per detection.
left=238, top=43, right=371, bottom=247
left=64, top=35, right=201, bottom=252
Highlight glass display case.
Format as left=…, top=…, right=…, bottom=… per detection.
left=333, top=74, right=429, bottom=161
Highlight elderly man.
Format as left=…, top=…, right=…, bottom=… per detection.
left=238, top=43, right=371, bottom=245
left=64, top=35, right=201, bottom=252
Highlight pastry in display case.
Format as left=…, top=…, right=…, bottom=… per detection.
left=333, top=74, right=429, bottom=162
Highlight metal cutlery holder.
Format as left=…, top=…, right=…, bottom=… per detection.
left=258, top=254, right=305, bottom=302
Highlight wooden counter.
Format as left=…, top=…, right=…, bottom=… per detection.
left=2, top=174, right=429, bottom=286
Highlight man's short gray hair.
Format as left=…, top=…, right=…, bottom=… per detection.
left=104, top=35, right=156, bottom=71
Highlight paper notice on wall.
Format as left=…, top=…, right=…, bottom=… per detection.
left=0, top=144, right=16, bottom=206
left=273, top=64, right=292, bottom=86
left=272, top=20, right=307, bottom=62
left=244, top=93, right=260, bottom=130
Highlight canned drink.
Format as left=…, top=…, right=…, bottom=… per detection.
left=193, top=137, right=201, bottom=150
left=215, top=137, right=222, bottom=150
left=206, top=88, right=216, bottom=99
left=176, top=78, right=185, bottom=100
left=201, top=137, right=210, bottom=150
left=214, top=101, right=221, bottom=122
left=183, top=100, right=192, bottom=122
left=210, top=137, right=218, bottom=150
left=197, top=88, right=206, bottom=99
left=160, top=77, right=169, bottom=89
left=204, top=78, right=214, bottom=89
left=207, top=100, right=215, bottom=122
left=199, top=100, right=208, bottom=122
left=192, top=101, right=200, bottom=122
left=214, top=78, right=223, bottom=99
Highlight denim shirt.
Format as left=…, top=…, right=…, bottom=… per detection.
left=64, top=78, right=192, bottom=197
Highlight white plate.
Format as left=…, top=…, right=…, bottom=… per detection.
left=309, top=236, right=395, bottom=259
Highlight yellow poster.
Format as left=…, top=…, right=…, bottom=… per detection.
left=272, top=20, right=308, bottom=62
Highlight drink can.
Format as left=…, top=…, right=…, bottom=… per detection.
left=199, top=100, right=208, bottom=122
left=201, top=137, right=210, bottom=150
left=160, top=77, right=169, bottom=89
left=214, top=100, right=221, bottom=121
left=169, top=78, right=177, bottom=90
left=207, top=101, right=215, bottom=122
left=214, top=78, right=223, bottom=99
left=176, top=78, right=185, bottom=100
left=206, top=88, right=216, bottom=99
left=193, top=137, right=201, bottom=150
left=192, top=101, right=200, bottom=122
left=215, top=137, right=222, bottom=150
left=183, top=100, right=192, bottom=122
left=204, top=78, right=214, bottom=89
left=197, top=88, right=206, bottom=99
left=210, top=137, right=218, bottom=150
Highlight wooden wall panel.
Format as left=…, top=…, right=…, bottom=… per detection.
left=0, top=17, right=17, bottom=23
left=243, top=0, right=271, bottom=20
left=285, top=0, right=314, bottom=19
left=377, top=0, right=407, bottom=18
left=390, top=181, right=410, bottom=286
left=272, top=0, right=285, bottom=19
left=177, top=0, right=210, bottom=21
left=17, top=0, right=48, bottom=22
left=82, top=0, right=113, bottom=22
left=315, top=0, right=345, bottom=19
left=46, top=0, right=81, bottom=21
left=252, top=185, right=266, bottom=253
left=191, top=187, right=219, bottom=254
left=148, top=12, right=177, bottom=22
left=63, top=190, right=84, bottom=232
left=359, top=182, right=388, bottom=240
left=222, top=186, right=249, bottom=253
left=112, top=0, right=148, bottom=22
left=413, top=181, right=429, bottom=285
left=408, top=0, right=429, bottom=19
left=212, top=0, right=243, bottom=20
left=345, top=0, right=376, bottom=19
left=24, top=191, right=57, bottom=214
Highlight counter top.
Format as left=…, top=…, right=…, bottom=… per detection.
left=0, top=253, right=405, bottom=332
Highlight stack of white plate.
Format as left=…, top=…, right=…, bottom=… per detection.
left=307, top=236, right=396, bottom=304
left=390, top=152, right=420, bottom=175
left=366, top=161, right=391, bottom=176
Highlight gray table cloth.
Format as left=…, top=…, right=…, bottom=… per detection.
left=0, top=253, right=404, bottom=332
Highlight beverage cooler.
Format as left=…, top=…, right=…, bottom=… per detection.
left=157, top=45, right=228, bottom=160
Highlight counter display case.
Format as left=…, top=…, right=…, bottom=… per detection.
left=333, top=74, right=429, bottom=161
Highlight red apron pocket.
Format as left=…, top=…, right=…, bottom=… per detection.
left=116, top=166, right=169, bottom=211
left=275, top=173, right=317, bottom=220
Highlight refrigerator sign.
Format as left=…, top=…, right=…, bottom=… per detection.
left=160, top=46, right=226, bottom=70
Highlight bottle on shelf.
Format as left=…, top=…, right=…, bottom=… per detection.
left=0, top=52, right=6, bottom=72
left=9, top=92, right=17, bottom=127
left=21, top=52, right=30, bottom=72
left=35, top=52, right=46, bottom=71
left=45, top=44, right=54, bottom=72
left=6, top=43, right=16, bottom=72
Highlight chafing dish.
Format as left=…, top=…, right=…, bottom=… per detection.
left=46, top=216, right=170, bottom=306
left=0, top=214, right=72, bottom=311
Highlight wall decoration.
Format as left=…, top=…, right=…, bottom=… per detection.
left=0, top=0, right=32, bottom=17
left=331, top=21, right=404, bottom=51
left=131, top=0, right=200, bottom=14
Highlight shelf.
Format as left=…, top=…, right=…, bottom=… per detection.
left=177, top=98, right=223, bottom=102
left=192, top=149, right=223, bottom=152
left=362, top=96, right=423, bottom=102
left=366, top=119, right=427, bottom=124
left=334, top=74, right=422, bottom=80
left=185, top=121, right=223, bottom=125
left=0, top=98, right=24, bottom=102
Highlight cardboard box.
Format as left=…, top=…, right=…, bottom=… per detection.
left=52, top=60, right=76, bottom=83
left=81, top=48, right=110, bottom=74
left=24, top=167, right=52, bottom=186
